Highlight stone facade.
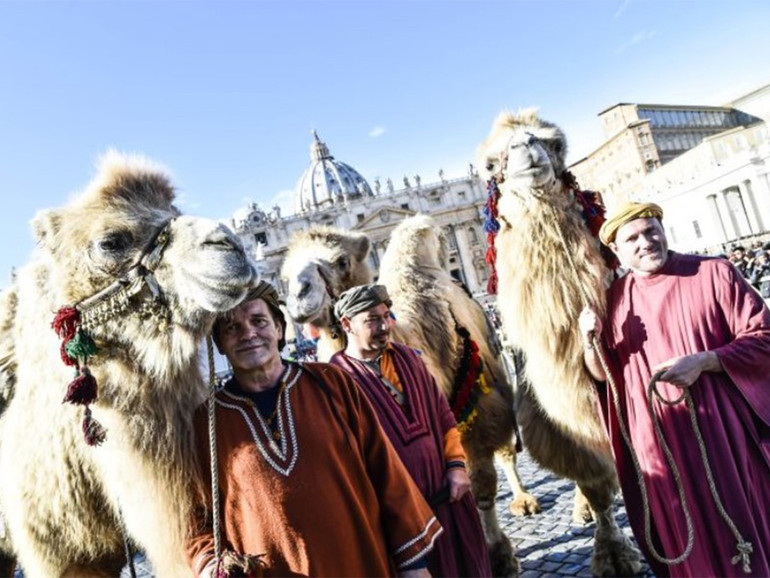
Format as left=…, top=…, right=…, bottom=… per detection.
left=570, top=100, right=763, bottom=211
left=637, top=122, right=770, bottom=254
left=569, top=83, right=770, bottom=254
left=228, top=134, right=492, bottom=300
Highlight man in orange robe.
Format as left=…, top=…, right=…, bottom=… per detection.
left=186, top=281, right=441, bottom=577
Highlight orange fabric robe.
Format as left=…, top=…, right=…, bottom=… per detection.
left=186, top=362, right=442, bottom=577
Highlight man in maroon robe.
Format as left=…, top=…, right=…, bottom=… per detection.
left=580, top=202, right=770, bottom=577
left=331, top=284, right=492, bottom=578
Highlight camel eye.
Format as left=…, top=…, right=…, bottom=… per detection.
left=553, top=142, right=564, bottom=154
left=97, top=231, right=133, bottom=255
left=335, top=256, right=349, bottom=270
left=485, top=161, right=497, bottom=172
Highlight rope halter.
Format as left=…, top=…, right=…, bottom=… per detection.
left=77, top=218, right=176, bottom=333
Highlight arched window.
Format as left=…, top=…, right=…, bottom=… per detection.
left=467, top=226, right=480, bottom=246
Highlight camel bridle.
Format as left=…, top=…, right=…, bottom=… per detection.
left=491, top=132, right=559, bottom=201
left=315, top=262, right=344, bottom=340
left=76, top=218, right=176, bottom=333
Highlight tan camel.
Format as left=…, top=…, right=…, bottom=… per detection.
left=0, top=151, right=257, bottom=577
left=281, top=217, right=539, bottom=577
left=477, top=109, right=643, bottom=576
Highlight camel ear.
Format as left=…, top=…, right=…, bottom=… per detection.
left=349, top=234, right=371, bottom=261
left=31, top=209, right=62, bottom=253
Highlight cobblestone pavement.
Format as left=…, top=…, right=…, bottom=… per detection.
left=493, top=450, right=653, bottom=577
left=16, top=450, right=652, bottom=577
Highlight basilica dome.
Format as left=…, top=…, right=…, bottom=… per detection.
left=295, top=131, right=373, bottom=213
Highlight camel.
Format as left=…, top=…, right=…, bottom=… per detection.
left=0, top=152, right=257, bottom=577
left=476, top=109, right=643, bottom=576
left=281, top=218, right=539, bottom=577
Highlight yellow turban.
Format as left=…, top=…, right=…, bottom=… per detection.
left=599, top=202, right=664, bottom=245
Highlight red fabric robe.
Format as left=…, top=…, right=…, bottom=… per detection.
left=597, top=252, right=770, bottom=577
left=331, top=342, right=492, bottom=577
left=186, top=362, right=442, bottom=577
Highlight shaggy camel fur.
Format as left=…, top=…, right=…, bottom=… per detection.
left=477, top=109, right=642, bottom=576
left=0, top=152, right=256, bottom=577
left=281, top=218, right=539, bottom=577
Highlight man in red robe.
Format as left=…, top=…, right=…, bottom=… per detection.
left=186, top=281, right=442, bottom=577
left=579, top=202, right=770, bottom=577
left=330, top=284, right=492, bottom=578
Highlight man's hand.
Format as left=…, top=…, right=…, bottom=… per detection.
left=654, top=352, right=723, bottom=387
left=446, top=468, right=471, bottom=503
left=398, top=568, right=431, bottom=578
left=578, top=307, right=603, bottom=345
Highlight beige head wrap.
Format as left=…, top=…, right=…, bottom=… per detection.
left=599, top=202, right=664, bottom=245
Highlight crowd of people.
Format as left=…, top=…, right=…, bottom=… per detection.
left=728, top=241, right=770, bottom=298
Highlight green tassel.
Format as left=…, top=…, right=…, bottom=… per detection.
left=64, top=329, right=98, bottom=361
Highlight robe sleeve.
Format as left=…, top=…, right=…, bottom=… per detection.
left=316, top=364, right=443, bottom=570
left=185, top=404, right=235, bottom=578
left=443, top=427, right=467, bottom=468
left=711, top=260, right=770, bottom=428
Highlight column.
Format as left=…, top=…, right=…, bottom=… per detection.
left=740, top=179, right=766, bottom=233
left=706, top=193, right=729, bottom=243
left=716, top=190, right=739, bottom=240
left=726, top=187, right=753, bottom=236
left=758, top=172, right=770, bottom=230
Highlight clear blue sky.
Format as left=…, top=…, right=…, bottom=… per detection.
left=1, top=0, right=769, bottom=287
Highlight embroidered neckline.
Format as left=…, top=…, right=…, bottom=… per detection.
left=360, top=356, right=406, bottom=406
left=218, top=365, right=302, bottom=477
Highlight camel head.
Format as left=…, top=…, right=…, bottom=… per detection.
left=32, top=151, right=257, bottom=373
left=477, top=108, right=568, bottom=207
left=384, top=214, right=449, bottom=273
left=281, top=227, right=372, bottom=327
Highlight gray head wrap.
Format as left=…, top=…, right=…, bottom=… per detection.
left=334, top=284, right=392, bottom=320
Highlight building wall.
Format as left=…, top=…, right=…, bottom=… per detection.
left=229, top=169, right=491, bottom=301
left=571, top=91, right=770, bottom=233
left=636, top=122, right=770, bottom=254
left=570, top=121, right=654, bottom=211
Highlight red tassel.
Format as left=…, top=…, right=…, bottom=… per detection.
left=82, top=407, right=107, bottom=446
left=486, top=271, right=498, bottom=295
left=63, top=368, right=98, bottom=405
left=52, top=307, right=80, bottom=340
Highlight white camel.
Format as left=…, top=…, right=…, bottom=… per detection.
left=0, top=152, right=256, bottom=577
left=477, top=108, right=643, bottom=576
